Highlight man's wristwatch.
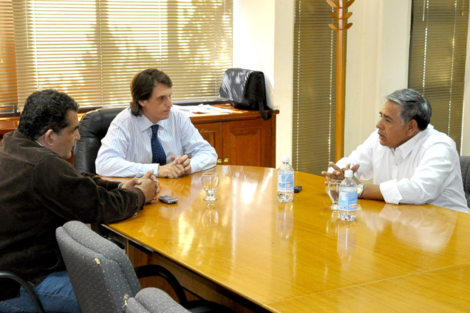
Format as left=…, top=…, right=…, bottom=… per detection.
left=357, top=183, right=364, bottom=198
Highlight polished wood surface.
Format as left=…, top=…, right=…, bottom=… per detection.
left=189, top=104, right=277, bottom=124
left=105, top=166, right=470, bottom=312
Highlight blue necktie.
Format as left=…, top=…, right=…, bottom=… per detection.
left=151, top=125, right=166, bottom=165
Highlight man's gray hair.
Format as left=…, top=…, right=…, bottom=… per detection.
left=385, top=88, right=432, bottom=130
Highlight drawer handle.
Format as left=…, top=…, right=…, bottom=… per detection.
left=217, top=158, right=222, bottom=164
left=224, top=158, right=229, bottom=163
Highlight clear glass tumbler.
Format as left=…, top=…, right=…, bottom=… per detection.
left=201, top=172, right=219, bottom=201
left=328, top=180, right=341, bottom=210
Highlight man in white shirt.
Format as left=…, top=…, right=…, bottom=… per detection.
left=322, top=88, right=468, bottom=213
left=96, top=69, right=217, bottom=178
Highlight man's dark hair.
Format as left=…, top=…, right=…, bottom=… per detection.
left=17, top=89, right=79, bottom=140
left=385, top=88, right=432, bottom=131
left=130, top=69, right=173, bottom=116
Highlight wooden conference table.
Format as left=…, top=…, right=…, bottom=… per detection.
left=104, top=165, right=470, bottom=312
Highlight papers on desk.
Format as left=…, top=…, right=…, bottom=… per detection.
left=174, top=104, right=233, bottom=115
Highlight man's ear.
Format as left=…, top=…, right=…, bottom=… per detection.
left=138, top=99, right=147, bottom=108
left=407, top=119, right=418, bottom=136
left=43, top=129, right=57, bottom=147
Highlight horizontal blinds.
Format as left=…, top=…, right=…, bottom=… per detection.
left=7, top=0, right=233, bottom=108
left=293, top=0, right=337, bottom=175
left=0, top=0, right=17, bottom=108
left=409, top=0, right=468, bottom=151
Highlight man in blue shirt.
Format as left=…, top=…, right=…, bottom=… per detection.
left=96, top=68, right=217, bottom=178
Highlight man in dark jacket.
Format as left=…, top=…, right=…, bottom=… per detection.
left=0, top=89, right=158, bottom=312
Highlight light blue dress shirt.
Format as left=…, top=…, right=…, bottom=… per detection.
left=96, top=107, right=217, bottom=177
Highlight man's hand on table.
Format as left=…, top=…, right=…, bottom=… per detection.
left=158, top=155, right=191, bottom=178
left=321, top=162, right=360, bottom=185
left=321, top=162, right=384, bottom=200
left=172, top=155, right=191, bottom=174
left=122, top=169, right=160, bottom=203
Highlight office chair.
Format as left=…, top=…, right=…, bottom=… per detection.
left=460, top=156, right=470, bottom=208
left=73, top=107, right=126, bottom=174
left=0, top=271, right=45, bottom=313
left=56, top=221, right=234, bottom=313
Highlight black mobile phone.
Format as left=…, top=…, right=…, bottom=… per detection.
left=158, top=195, right=178, bottom=204
left=294, top=185, right=302, bottom=193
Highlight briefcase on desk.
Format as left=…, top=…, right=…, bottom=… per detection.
left=219, top=68, right=273, bottom=120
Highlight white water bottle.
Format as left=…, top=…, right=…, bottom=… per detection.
left=339, top=169, right=358, bottom=221
left=277, top=156, right=294, bottom=203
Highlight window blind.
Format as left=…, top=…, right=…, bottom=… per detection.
left=1, top=0, right=232, bottom=109
left=409, top=0, right=468, bottom=152
left=293, top=0, right=338, bottom=175
left=0, top=0, right=17, bottom=110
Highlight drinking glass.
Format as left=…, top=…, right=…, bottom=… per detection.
left=201, top=173, right=219, bottom=201
left=328, top=180, right=341, bottom=210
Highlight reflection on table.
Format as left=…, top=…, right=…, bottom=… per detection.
left=105, top=165, right=470, bottom=313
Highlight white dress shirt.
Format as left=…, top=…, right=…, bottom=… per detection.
left=336, top=125, right=468, bottom=213
left=96, top=107, right=217, bottom=177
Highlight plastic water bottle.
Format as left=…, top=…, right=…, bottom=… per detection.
left=277, top=156, right=294, bottom=203
left=339, top=169, right=358, bottom=221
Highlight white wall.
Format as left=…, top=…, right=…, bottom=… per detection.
left=233, top=0, right=275, bottom=85
left=273, top=0, right=294, bottom=167
left=346, top=0, right=470, bottom=156
left=235, top=0, right=470, bottom=166
left=344, top=0, right=412, bottom=155
left=462, top=16, right=470, bottom=155
left=234, top=0, right=294, bottom=168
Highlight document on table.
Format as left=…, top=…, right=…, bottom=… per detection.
left=174, top=104, right=233, bottom=115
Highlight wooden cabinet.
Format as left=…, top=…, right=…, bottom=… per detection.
left=194, top=122, right=223, bottom=159
left=190, top=106, right=278, bottom=168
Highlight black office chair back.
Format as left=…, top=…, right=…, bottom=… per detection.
left=460, top=156, right=470, bottom=208
left=73, top=107, right=125, bottom=174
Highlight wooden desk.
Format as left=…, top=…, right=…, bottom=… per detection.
left=0, top=105, right=278, bottom=167
left=104, top=166, right=470, bottom=312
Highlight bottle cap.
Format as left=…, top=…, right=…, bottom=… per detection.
left=282, top=156, right=290, bottom=163
left=345, top=169, right=353, bottom=178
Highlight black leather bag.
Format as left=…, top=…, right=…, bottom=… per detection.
left=219, top=68, right=273, bottom=120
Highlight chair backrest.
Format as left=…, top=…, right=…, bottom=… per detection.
left=73, top=107, right=125, bottom=174
left=56, top=221, right=141, bottom=313
left=460, top=156, right=470, bottom=208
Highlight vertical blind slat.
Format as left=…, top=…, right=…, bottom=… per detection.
left=293, top=0, right=337, bottom=175
left=409, top=0, right=468, bottom=152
